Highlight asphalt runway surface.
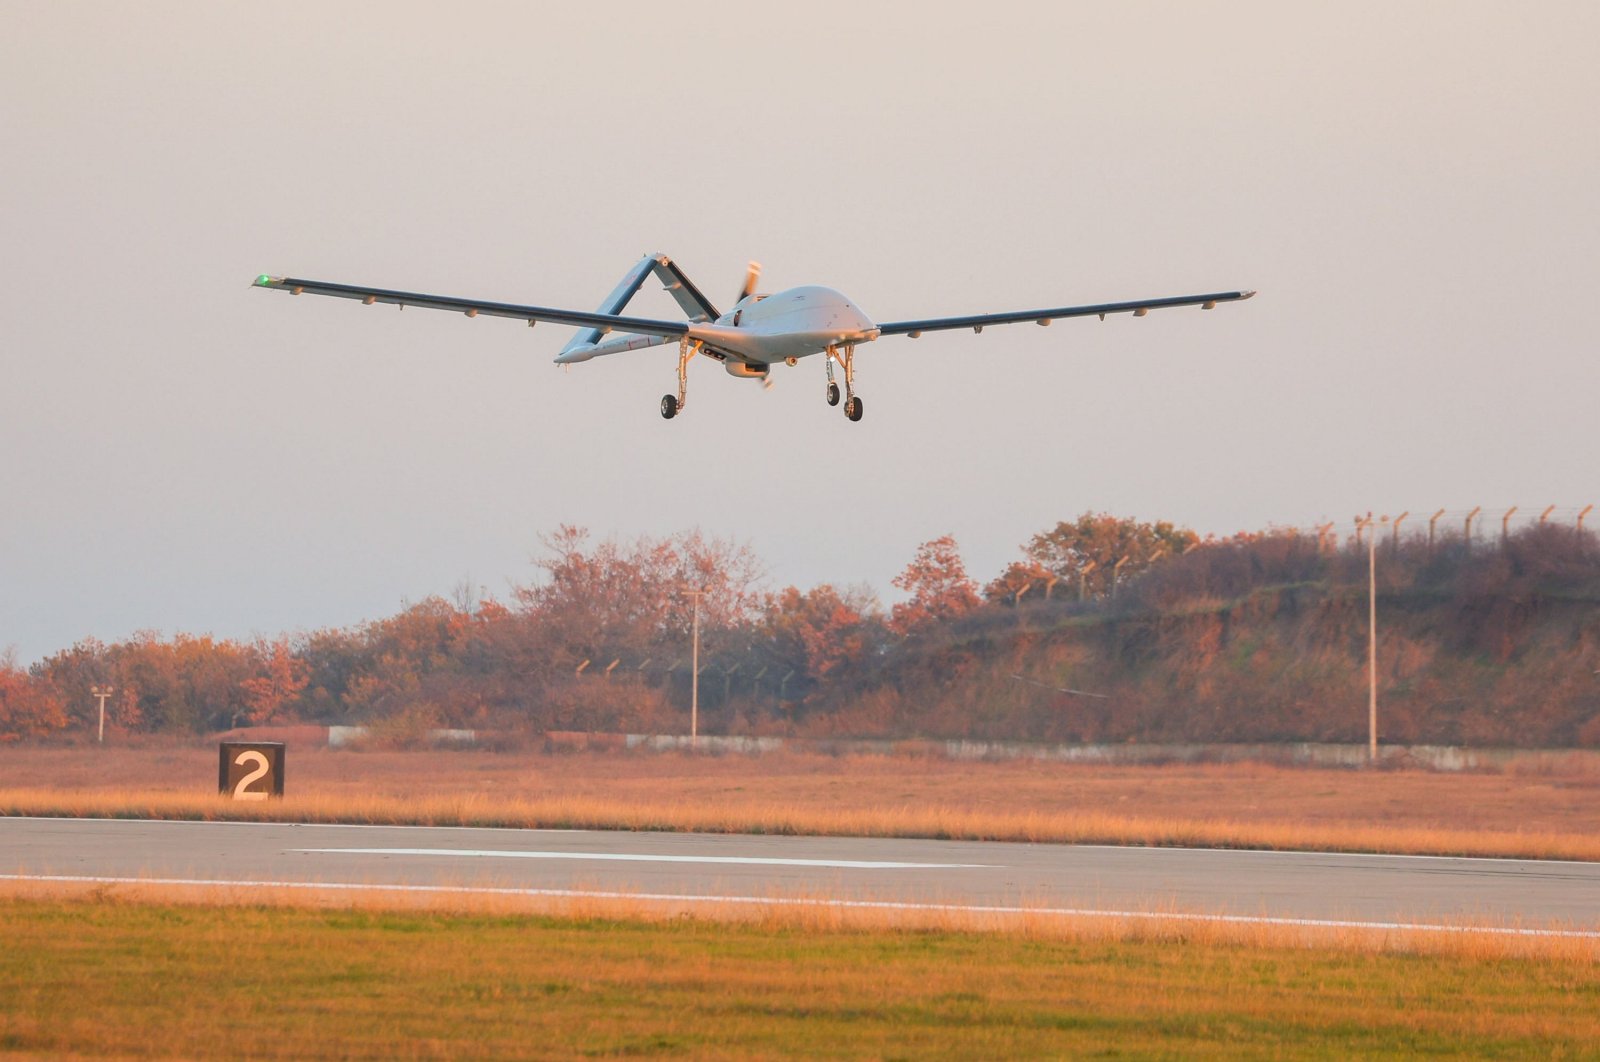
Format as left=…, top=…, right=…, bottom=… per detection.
left=4, top=817, right=1597, bottom=935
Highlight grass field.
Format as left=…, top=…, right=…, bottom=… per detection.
left=2, top=896, right=1596, bottom=1059
left=3, top=744, right=1598, bottom=860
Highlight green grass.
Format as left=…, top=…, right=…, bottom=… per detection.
left=2, top=898, right=1596, bottom=1059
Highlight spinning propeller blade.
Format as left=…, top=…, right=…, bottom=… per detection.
left=736, top=261, right=762, bottom=304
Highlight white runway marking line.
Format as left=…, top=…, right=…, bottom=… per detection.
left=2, top=874, right=1596, bottom=940
left=288, top=847, right=996, bottom=869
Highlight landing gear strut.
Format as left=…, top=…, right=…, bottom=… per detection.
left=661, top=337, right=694, bottom=419
left=826, top=344, right=863, bottom=422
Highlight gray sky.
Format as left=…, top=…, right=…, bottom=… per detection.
left=4, top=2, right=1597, bottom=665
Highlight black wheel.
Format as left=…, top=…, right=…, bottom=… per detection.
left=844, top=395, right=863, bottom=422
left=826, top=382, right=840, bottom=406
left=660, top=394, right=678, bottom=419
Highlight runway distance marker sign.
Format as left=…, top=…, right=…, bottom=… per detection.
left=218, top=742, right=285, bottom=801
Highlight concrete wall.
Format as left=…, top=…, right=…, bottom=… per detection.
left=610, top=734, right=1600, bottom=772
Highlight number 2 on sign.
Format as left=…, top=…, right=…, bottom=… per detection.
left=232, top=750, right=270, bottom=800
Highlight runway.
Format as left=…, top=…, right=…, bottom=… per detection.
left=4, top=817, right=1597, bottom=935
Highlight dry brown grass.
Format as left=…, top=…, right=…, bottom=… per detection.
left=4, top=785, right=1599, bottom=863
left=4, top=744, right=1600, bottom=860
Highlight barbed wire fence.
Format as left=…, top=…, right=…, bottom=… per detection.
left=1264, top=504, right=1596, bottom=554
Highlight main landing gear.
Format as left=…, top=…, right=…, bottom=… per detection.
left=825, top=344, right=864, bottom=422
left=660, top=337, right=694, bottom=419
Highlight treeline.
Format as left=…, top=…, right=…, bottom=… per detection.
left=5, top=516, right=1600, bottom=747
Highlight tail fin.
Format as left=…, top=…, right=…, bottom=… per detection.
left=559, top=253, right=721, bottom=360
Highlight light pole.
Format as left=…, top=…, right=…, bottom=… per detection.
left=90, top=685, right=114, bottom=744
left=681, top=587, right=706, bottom=749
left=1360, top=513, right=1388, bottom=765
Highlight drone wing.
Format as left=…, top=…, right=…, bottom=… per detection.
left=251, top=274, right=691, bottom=343
left=876, top=289, right=1255, bottom=337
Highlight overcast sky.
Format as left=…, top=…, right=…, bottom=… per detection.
left=4, top=2, right=1597, bottom=665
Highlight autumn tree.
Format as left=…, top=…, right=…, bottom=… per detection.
left=30, top=638, right=113, bottom=731
left=761, top=584, right=883, bottom=691
left=517, top=526, right=766, bottom=663
left=0, top=653, right=68, bottom=741
left=115, top=632, right=255, bottom=732
left=983, top=560, right=1060, bottom=605
left=890, top=536, right=982, bottom=636
left=1023, top=512, right=1198, bottom=599
left=239, top=636, right=311, bottom=725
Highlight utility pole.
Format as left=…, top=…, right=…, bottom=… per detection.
left=1360, top=514, right=1388, bottom=765
left=681, top=587, right=706, bottom=749
left=90, top=685, right=114, bottom=744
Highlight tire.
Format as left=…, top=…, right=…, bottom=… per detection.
left=844, top=395, right=863, bottom=422
left=660, top=394, right=678, bottom=419
left=826, top=382, right=840, bottom=406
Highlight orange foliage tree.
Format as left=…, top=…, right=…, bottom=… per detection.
left=890, top=535, right=981, bottom=636
left=0, top=653, right=68, bottom=742
left=518, top=525, right=766, bottom=664
left=761, top=584, right=883, bottom=695
left=1021, top=512, right=1199, bottom=600
left=239, top=636, right=311, bottom=725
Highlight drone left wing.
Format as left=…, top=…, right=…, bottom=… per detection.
left=876, top=289, right=1255, bottom=337
left=251, top=275, right=691, bottom=341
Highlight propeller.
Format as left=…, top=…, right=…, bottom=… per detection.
left=735, top=260, right=762, bottom=304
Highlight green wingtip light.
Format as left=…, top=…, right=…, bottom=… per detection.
left=255, top=274, right=273, bottom=286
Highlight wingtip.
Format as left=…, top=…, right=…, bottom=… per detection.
left=252, top=274, right=282, bottom=288
left=1240, top=289, right=1257, bottom=300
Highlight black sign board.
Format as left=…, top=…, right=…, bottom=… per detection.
left=218, top=741, right=286, bottom=801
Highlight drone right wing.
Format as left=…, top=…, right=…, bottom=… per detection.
left=877, top=289, right=1255, bottom=338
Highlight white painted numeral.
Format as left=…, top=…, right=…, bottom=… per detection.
left=232, top=750, right=271, bottom=801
